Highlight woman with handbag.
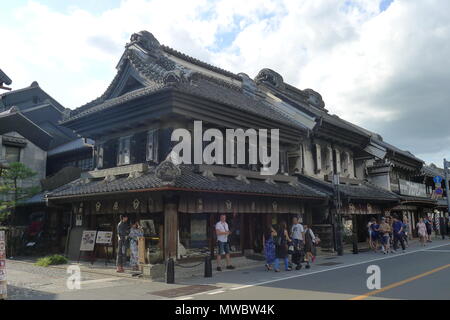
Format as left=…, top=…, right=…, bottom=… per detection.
left=274, top=221, right=292, bottom=272
left=304, top=224, right=316, bottom=269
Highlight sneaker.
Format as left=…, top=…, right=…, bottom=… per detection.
left=226, top=265, right=235, bottom=270
left=274, top=269, right=280, bottom=272
left=305, top=264, right=311, bottom=269
left=216, top=267, right=222, bottom=271
left=295, top=265, right=302, bottom=270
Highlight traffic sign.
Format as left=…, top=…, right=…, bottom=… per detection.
left=434, top=176, right=443, bottom=184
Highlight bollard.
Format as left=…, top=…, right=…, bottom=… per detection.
left=352, top=233, right=359, bottom=254
left=204, top=256, right=212, bottom=278
left=166, top=258, right=175, bottom=284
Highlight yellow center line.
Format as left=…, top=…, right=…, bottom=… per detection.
left=350, top=263, right=450, bottom=300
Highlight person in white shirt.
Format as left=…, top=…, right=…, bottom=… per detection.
left=290, top=217, right=305, bottom=247
left=215, top=214, right=235, bottom=271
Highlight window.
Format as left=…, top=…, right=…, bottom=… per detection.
left=117, top=136, right=131, bottom=166
left=146, top=129, right=159, bottom=163
left=5, top=146, right=20, bottom=163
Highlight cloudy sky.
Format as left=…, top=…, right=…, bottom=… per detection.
left=1, top=0, right=449, bottom=166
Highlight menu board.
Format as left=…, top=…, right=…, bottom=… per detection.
left=79, top=230, right=97, bottom=251
left=0, top=230, right=6, bottom=299
left=96, top=231, right=113, bottom=245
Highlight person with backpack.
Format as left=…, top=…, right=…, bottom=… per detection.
left=274, top=221, right=292, bottom=272
left=304, top=224, right=316, bottom=269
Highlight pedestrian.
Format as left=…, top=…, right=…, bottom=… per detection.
left=129, top=220, right=144, bottom=271
left=439, top=216, right=446, bottom=240
left=116, top=214, right=130, bottom=273
left=378, top=217, right=392, bottom=254
left=402, top=217, right=410, bottom=248
left=369, top=218, right=380, bottom=252
left=392, top=216, right=406, bottom=253
left=424, top=216, right=433, bottom=242
left=215, top=214, right=235, bottom=271
left=368, top=218, right=377, bottom=252
left=304, top=224, right=316, bottom=269
left=416, top=217, right=427, bottom=246
left=274, top=221, right=292, bottom=272
left=290, top=216, right=304, bottom=257
left=263, top=225, right=277, bottom=271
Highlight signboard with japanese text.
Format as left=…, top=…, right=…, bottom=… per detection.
left=96, top=231, right=113, bottom=245
left=79, top=230, right=97, bottom=251
left=398, top=179, right=427, bottom=198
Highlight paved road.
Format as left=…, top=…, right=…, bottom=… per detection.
left=4, top=239, right=450, bottom=300
left=176, top=240, right=450, bottom=300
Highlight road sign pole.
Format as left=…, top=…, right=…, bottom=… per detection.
left=444, top=159, right=450, bottom=217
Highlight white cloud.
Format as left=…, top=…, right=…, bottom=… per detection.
left=1, top=0, right=450, bottom=165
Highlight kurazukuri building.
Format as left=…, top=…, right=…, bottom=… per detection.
left=46, top=31, right=445, bottom=264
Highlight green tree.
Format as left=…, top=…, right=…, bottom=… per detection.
left=0, top=162, right=39, bottom=224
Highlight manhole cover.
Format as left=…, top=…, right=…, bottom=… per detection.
left=317, top=262, right=342, bottom=266
left=150, top=285, right=220, bottom=298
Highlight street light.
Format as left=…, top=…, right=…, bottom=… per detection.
left=332, top=174, right=344, bottom=256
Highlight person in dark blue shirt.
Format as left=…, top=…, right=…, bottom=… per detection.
left=392, top=216, right=406, bottom=252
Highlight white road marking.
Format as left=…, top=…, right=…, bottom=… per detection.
left=173, top=242, right=450, bottom=299
left=176, top=296, right=194, bottom=300
left=80, top=277, right=123, bottom=285
left=207, top=290, right=225, bottom=295
left=220, top=242, right=450, bottom=292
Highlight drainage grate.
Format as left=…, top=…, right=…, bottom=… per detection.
left=150, top=285, right=220, bottom=298
left=317, top=262, right=342, bottom=266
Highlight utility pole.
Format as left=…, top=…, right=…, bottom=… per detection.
left=444, top=159, right=450, bottom=217
left=333, top=174, right=343, bottom=256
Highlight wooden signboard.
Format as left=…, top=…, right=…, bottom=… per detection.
left=96, top=231, right=113, bottom=245
left=0, top=230, right=7, bottom=300
left=79, top=230, right=97, bottom=251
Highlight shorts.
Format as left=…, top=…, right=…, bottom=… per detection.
left=217, top=241, right=230, bottom=255
left=381, top=235, right=390, bottom=245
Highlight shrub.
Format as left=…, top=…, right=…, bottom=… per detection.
left=35, top=254, right=68, bottom=267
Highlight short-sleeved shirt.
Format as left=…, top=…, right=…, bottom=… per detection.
left=393, top=221, right=403, bottom=234
left=216, top=221, right=229, bottom=242
left=291, top=223, right=304, bottom=241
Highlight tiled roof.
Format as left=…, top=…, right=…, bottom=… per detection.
left=47, top=165, right=327, bottom=199
left=61, top=32, right=312, bottom=131
left=421, top=165, right=445, bottom=178
left=297, top=174, right=400, bottom=202
left=0, top=68, right=11, bottom=85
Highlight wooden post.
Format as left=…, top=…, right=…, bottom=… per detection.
left=164, top=199, right=178, bottom=260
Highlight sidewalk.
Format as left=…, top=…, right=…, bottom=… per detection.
left=7, top=235, right=441, bottom=282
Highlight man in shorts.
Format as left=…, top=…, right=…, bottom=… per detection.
left=216, top=214, right=235, bottom=271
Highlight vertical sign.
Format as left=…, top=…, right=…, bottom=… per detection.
left=0, top=230, right=6, bottom=299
